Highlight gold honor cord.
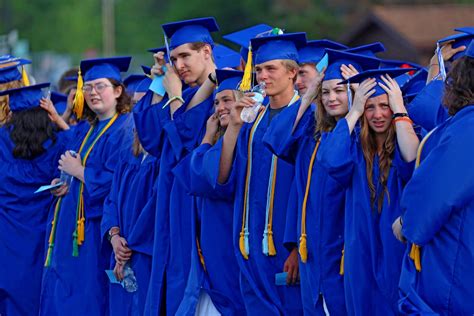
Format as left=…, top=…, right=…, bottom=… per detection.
left=299, top=139, right=321, bottom=263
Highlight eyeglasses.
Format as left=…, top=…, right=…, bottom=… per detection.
left=82, top=83, right=113, bottom=94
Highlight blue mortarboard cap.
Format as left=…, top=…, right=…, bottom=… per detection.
left=124, top=74, right=148, bottom=94
left=162, top=17, right=219, bottom=50
left=135, top=77, right=152, bottom=93
left=401, top=69, right=428, bottom=103
left=222, top=24, right=274, bottom=62
left=215, top=69, right=244, bottom=93
left=80, top=56, right=131, bottom=82
left=438, top=29, right=474, bottom=61
left=466, top=40, right=474, bottom=58
left=64, top=75, right=78, bottom=82
left=50, top=91, right=67, bottom=115
left=341, top=68, right=416, bottom=97
left=0, top=83, right=50, bottom=112
left=214, top=44, right=241, bottom=69
left=324, top=49, right=380, bottom=81
left=298, top=39, right=348, bottom=65
left=344, top=42, right=385, bottom=57
left=454, top=27, right=474, bottom=34
left=379, top=59, right=422, bottom=72
left=141, top=65, right=152, bottom=76
left=0, top=58, right=31, bottom=84
left=251, top=32, right=307, bottom=64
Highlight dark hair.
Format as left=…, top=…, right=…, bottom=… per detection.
left=82, top=78, right=132, bottom=123
left=6, top=107, right=57, bottom=159
left=443, top=56, right=474, bottom=116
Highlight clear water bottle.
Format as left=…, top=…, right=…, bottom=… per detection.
left=60, top=150, right=77, bottom=186
left=240, top=82, right=266, bottom=123
left=122, top=262, right=138, bottom=293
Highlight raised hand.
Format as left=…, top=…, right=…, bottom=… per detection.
left=379, top=74, right=405, bottom=114
left=341, top=64, right=360, bottom=90
left=303, top=67, right=325, bottom=104
left=351, top=78, right=377, bottom=117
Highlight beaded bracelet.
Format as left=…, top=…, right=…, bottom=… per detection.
left=393, top=116, right=413, bottom=125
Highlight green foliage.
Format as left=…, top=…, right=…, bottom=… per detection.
left=1, top=0, right=344, bottom=56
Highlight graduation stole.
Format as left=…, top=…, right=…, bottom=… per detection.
left=298, top=138, right=321, bottom=263
left=45, top=114, right=119, bottom=266
left=409, top=126, right=438, bottom=272
left=239, top=92, right=300, bottom=259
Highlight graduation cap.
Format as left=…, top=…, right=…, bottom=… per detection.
left=161, top=17, right=219, bottom=50
left=73, top=56, right=131, bottom=119
left=466, top=39, right=474, bottom=58
left=213, top=44, right=241, bottom=69
left=298, top=39, right=347, bottom=65
left=251, top=32, right=307, bottom=65
left=0, top=57, right=31, bottom=85
left=141, top=65, right=152, bottom=76
left=379, top=59, right=422, bottom=72
left=222, top=24, right=274, bottom=62
left=0, top=83, right=50, bottom=112
left=324, top=49, right=380, bottom=81
left=344, top=42, right=385, bottom=57
left=80, top=56, right=131, bottom=82
left=401, top=69, right=428, bottom=103
left=50, top=91, right=67, bottom=115
left=124, top=74, right=148, bottom=94
left=215, top=69, right=244, bottom=93
left=64, top=75, right=78, bottom=82
left=341, top=68, right=417, bottom=98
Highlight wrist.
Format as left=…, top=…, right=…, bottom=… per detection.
left=108, top=227, right=120, bottom=242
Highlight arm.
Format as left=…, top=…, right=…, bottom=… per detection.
left=187, top=71, right=216, bottom=111
left=379, top=75, right=420, bottom=162
left=40, top=98, right=70, bottom=130
left=427, top=42, right=466, bottom=82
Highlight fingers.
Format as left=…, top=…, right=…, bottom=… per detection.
left=153, top=52, right=166, bottom=66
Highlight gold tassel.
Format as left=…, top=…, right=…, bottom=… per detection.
left=339, top=248, right=345, bottom=275
left=299, top=234, right=308, bottom=263
left=77, top=218, right=85, bottom=245
left=22, top=66, right=30, bottom=86
left=239, top=45, right=253, bottom=91
left=73, top=69, right=85, bottom=119
left=239, top=232, right=248, bottom=260
left=196, top=238, right=206, bottom=271
left=267, top=229, right=276, bottom=256
left=410, top=244, right=422, bottom=272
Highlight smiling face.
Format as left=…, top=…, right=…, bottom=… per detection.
left=83, top=78, right=122, bottom=120
left=364, top=93, right=393, bottom=134
left=296, top=63, right=317, bottom=95
left=255, top=59, right=297, bottom=97
left=321, top=79, right=349, bottom=119
left=214, top=89, right=236, bottom=128
left=170, top=43, right=212, bottom=86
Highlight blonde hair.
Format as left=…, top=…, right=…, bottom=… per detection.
left=281, top=60, right=299, bottom=83
left=0, top=80, right=24, bottom=125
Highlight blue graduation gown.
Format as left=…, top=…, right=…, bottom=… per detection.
left=0, top=128, right=67, bottom=316
left=204, top=103, right=304, bottom=315
left=101, top=147, right=160, bottom=316
left=407, top=79, right=449, bottom=131
left=40, top=114, right=134, bottom=316
left=263, top=103, right=347, bottom=316
left=174, top=143, right=246, bottom=316
left=133, top=89, right=214, bottom=316
left=399, top=105, right=474, bottom=315
left=317, top=118, right=415, bottom=315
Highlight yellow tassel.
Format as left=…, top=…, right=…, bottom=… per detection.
left=267, top=229, right=276, bottom=256
left=77, top=218, right=85, bottom=245
left=239, top=45, right=253, bottom=91
left=73, top=69, right=85, bottom=119
left=339, top=248, right=345, bottom=275
left=196, top=238, right=206, bottom=271
left=299, top=234, right=308, bottom=263
left=410, top=244, right=422, bottom=272
left=22, top=66, right=30, bottom=86
left=48, top=221, right=55, bottom=244
left=239, top=232, right=248, bottom=260
left=44, top=245, right=53, bottom=267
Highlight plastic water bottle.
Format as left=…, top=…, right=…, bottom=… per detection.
left=122, top=262, right=138, bottom=293
left=60, top=150, right=77, bottom=186
left=240, top=82, right=266, bottom=123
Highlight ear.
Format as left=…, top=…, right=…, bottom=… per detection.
left=289, top=66, right=298, bottom=81
left=202, top=44, right=213, bottom=60
left=113, top=85, right=123, bottom=99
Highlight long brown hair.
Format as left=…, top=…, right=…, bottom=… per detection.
left=360, top=114, right=396, bottom=212
left=443, top=56, right=474, bottom=116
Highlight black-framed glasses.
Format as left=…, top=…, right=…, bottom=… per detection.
left=82, top=83, right=113, bottom=94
